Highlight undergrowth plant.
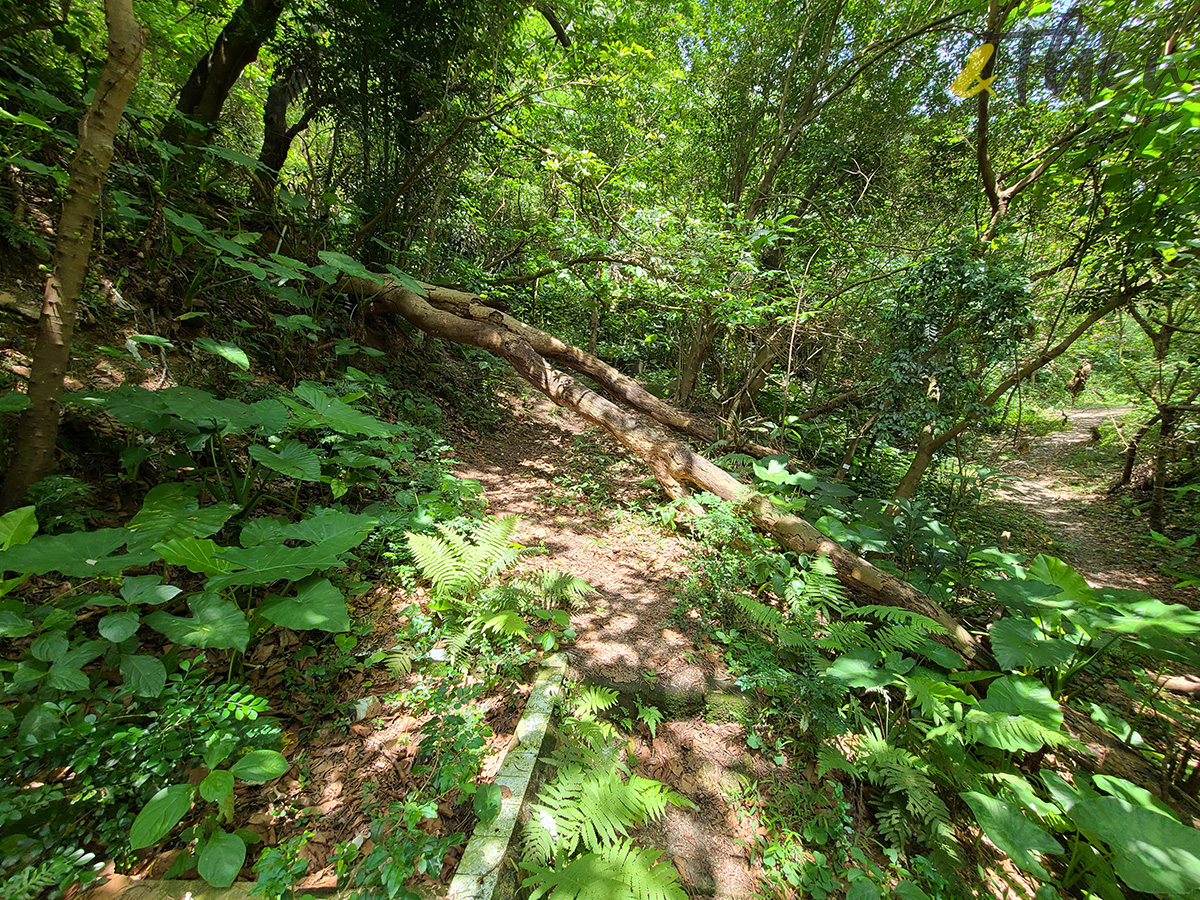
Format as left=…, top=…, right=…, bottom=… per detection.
left=674, top=488, right=1200, bottom=899
left=520, top=686, right=692, bottom=900
left=404, top=514, right=587, bottom=661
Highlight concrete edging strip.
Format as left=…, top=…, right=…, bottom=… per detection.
left=446, top=654, right=566, bottom=900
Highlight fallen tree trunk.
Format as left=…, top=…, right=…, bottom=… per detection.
left=414, top=282, right=777, bottom=458
left=344, top=274, right=988, bottom=664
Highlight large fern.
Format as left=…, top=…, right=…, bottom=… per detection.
left=521, top=694, right=691, bottom=900
left=405, top=513, right=524, bottom=601
left=405, top=515, right=591, bottom=661
left=522, top=839, right=686, bottom=900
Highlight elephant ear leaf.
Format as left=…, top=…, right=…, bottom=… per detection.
left=1069, top=796, right=1200, bottom=897
left=145, top=593, right=250, bottom=651
left=961, top=790, right=1063, bottom=879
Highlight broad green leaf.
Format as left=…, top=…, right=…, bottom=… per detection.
left=1040, top=771, right=1096, bottom=812
left=270, top=510, right=377, bottom=553
left=121, top=653, right=167, bottom=697
left=980, top=577, right=1063, bottom=614
left=967, top=675, right=1064, bottom=753
left=204, top=541, right=348, bottom=590
left=125, top=483, right=238, bottom=550
left=145, top=593, right=250, bottom=651
left=121, top=574, right=183, bottom=605
left=0, top=390, right=31, bottom=412
left=1092, top=774, right=1179, bottom=821
left=46, top=663, right=89, bottom=691
left=199, top=769, right=235, bottom=803
left=0, top=607, right=35, bottom=638
left=0, top=528, right=153, bottom=577
left=130, top=784, right=194, bottom=849
left=383, top=264, right=428, bottom=295
left=0, top=506, right=37, bottom=549
left=752, top=455, right=816, bottom=489
left=846, top=881, right=881, bottom=900
left=60, top=639, right=106, bottom=669
left=962, top=790, right=1063, bottom=879
left=1069, top=796, right=1200, bottom=896
left=31, top=632, right=68, bottom=661
left=197, top=831, right=246, bottom=888
left=258, top=577, right=350, bottom=632
left=248, top=440, right=322, bottom=482
left=825, top=648, right=896, bottom=689
left=1027, top=555, right=1093, bottom=607
left=989, top=618, right=1076, bottom=672
left=318, top=250, right=383, bottom=283
left=229, top=749, right=288, bottom=783
left=99, top=610, right=140, bottom=642
left=154, top=537, right=237, bottom=575
left=290, top=382, right=397, bottom=437
left=195, top=338, right=250, bottom=370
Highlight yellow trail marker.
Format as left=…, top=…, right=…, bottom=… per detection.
left=951, top=43, right=997, bottom=98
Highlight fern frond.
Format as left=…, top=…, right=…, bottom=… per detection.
left=816, top=620, right=869, bottom=652
left=816, top=745, right=859, bottom=779
left=734, top=594, right=783, bottom=634
left=522, top=840, right=686, bottom=900
left=561, top=716, right=617, bottom=749
left=406, top=531, right=472, bottom=599
left=849, top=605, right=946, bottom=633
left=872, top=623, right=937, bottom=654
left=573, top=686, right=619, bottom=719
left=539, top=569, right=595, bottom=606
left=382, top=643, right=415, bottom=677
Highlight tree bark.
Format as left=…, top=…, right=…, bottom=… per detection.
left=676, top=309, right=718, bottom=404
left=343, top=274, right=989, bottom=665
left=165, top=0, right=286, bottom=145
left=1, top=0, right=144, bottom=510
left=1150, top=407, right=1176, bottom=532
left=1115, top=412, right=1160, bottom=490
left=253, top=62, right=320, bottom=206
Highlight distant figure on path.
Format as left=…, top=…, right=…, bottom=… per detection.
left=1066, top=360, right=1092, bottom=407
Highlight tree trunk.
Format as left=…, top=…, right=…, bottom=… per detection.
left=343, top=274, right=989, bottom=665
left=676, top=310, right=718, bottom=404
left=253, top=62, right=319, bottom=206
left=893, top=424, right=938, bottom=501
left=165, top=0, right=286, bottom=145
left=1116, top=412, right=1160, bottom=489
left=1150, top=407, right=1176, bottom=532
left=890, top=285, right=1141, bottom=500
left=1, top=0, right=144, bottom=510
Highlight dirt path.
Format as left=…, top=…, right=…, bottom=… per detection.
left=455, top=383, right=762, bottom=898
left=991, top=406, right=1177, bottom=594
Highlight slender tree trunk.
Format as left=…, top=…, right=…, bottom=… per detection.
left=2, top=0, right=144, bottom=510
left=676, top=310, right=718, bottom=404
left=890, top=285, right=1141, bottom=500
left=165, top=0, right=286, bottom=145
left=253, top=62, right=319, bottom=207
left=1116, top=412, right=1160, bottom=489
left=1150, top=407, right=1176, bottom=531
left=893, top=425, right=938, bottom=501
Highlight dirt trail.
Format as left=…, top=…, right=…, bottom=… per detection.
left=991, top=406, right=1168, bottom=593
left=455, top=384, right=762, bottom=898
